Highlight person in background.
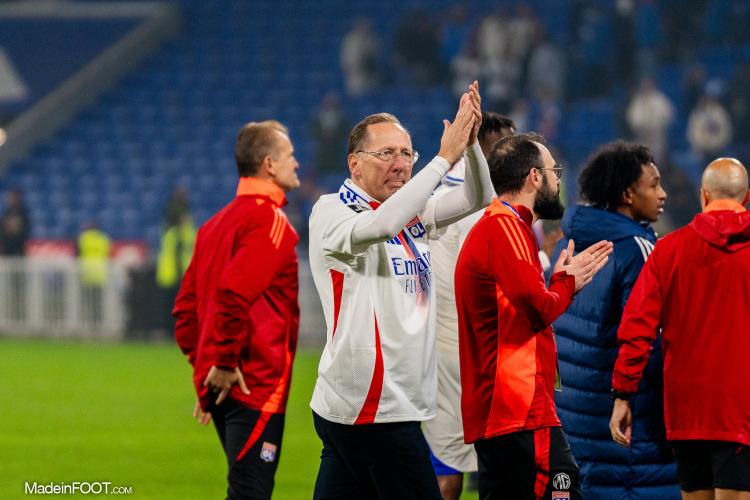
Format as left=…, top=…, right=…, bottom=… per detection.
left=552, top=141, right=678, bottom=499
left=687, top=82, right=733, bottom=163
left=611, top=157, right=750, bottom=500
left=340, top=19, right=381, bottom=96
left=393, top=8, right=446, bottom=86
left=164, top=186, right=191, bottom=231
left=78, top=220, right=111, bottom=325
left=0, top=188, right=31, bottom=320
left=310, top=92, right=350, bottom=182
left=0, top=187, right=30, bottom=256
left=626, top=77, right=674, bottom=166
left=156, top=210, right=196, bottom=335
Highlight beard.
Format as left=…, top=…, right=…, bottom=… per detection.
left=534, top=174, right=565, bottom=220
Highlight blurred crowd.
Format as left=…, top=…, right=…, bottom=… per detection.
left=289, top=0, right=750, bottom=239
left=3, top=0, right=750, bottom=269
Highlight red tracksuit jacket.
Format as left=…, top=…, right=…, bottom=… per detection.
left=613, top=200, right=750, bottom=446
left=456, top=199, right=575, bottom=443
left=174, top=177, right=299, bottom=414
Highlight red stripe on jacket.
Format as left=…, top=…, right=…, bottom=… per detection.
left=534, top=427, right=551, bottom=498
left=330, top=270, right=344, bottom=338
left=354, top=313, right=384, bottom=424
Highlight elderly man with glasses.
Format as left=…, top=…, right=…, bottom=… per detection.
left=307, top=82, right=494, bottom=499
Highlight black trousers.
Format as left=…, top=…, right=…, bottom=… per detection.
left=312, top=411, right=442, bottom=500
left=474, top=426, right=582, bottom=500
left=209, top=397, right=285, bottom=500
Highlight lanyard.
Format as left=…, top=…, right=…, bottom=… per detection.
left=501, top=201, right=525, bottom=224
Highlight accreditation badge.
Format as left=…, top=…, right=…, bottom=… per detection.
left=554, top=358, right=562, bottom=392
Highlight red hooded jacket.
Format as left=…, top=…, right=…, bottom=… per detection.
left=613, top=200, right=750, bottom=446
left=174, top=177, right=299, bottom=414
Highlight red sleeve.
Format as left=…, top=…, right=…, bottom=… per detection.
left=612, top=246, right=663, bottom=393
left=213, top=205, right=288, bottom=368
left=489, top=216, right=575, bottom=330
left=173, top=255, right=199, bottom=365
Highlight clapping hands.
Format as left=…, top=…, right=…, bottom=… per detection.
left=438, top=81, right=482, bottom=165
left=553, top=239, right=614, bottom=293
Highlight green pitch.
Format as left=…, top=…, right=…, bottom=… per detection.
left=0, top=338, right=478, bottom=499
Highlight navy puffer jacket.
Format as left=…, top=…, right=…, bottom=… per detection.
left=552, top=205, right=679, bottom=500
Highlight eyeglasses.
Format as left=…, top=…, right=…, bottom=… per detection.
left=357, top=149, right=419, bottom=165
left=539, top=164, right=563, bottom=179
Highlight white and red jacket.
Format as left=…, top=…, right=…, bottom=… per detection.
left=309, top=144, right=494, bottom=425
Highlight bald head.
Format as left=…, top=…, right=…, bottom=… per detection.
left=701, top=158, right=749, bottom=204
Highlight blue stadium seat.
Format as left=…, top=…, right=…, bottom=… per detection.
left=1, top=0, right=743, bottom=250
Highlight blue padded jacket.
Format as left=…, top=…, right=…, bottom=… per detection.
left=552, top=205, right=679, bottom=500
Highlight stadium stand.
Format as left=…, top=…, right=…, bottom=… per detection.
left=0, top=0, right=749, bottom=338
left=1, top=0, right=573, bottom=248
left=0, top=0, right=744, bottom=245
